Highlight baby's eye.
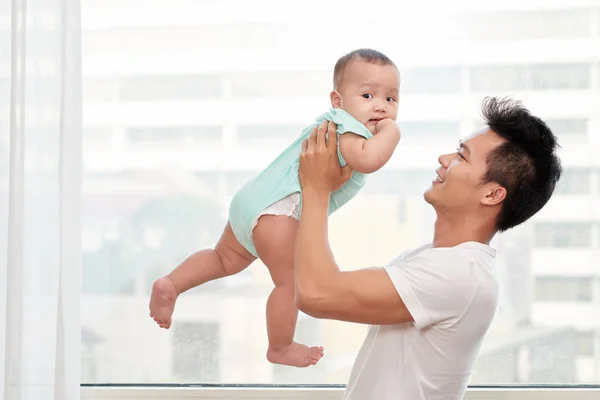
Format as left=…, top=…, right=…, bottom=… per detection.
left=386, top=97, right=396, bottom=102
left=362, top=93, right=373, bottom=99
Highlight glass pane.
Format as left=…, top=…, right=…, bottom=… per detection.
left=471, top=64, right=591, bottom=91
left=400, top=67, right=462, bottom=94
left=400, top=121, right=461, bottom=145
left=126, top=126, right=222, bottom=144
left=236, top=125, right=305, bottom=144
left=119, top=75, right=223, bottom=100
left=230, top=72, right=330, bottom=98
left=554, top=169, right=591, bottom=195
left=576, top=331, right=596, bottom=357
left=172, top=322, right=221, bottom=381
left=81, top=0, right=600, bottom=387
left=534, top=223, right=592, bottom=248
left=464, top=9, right=591, bottom=41
left=546, top=119, right=589, bottom=143
left=535, top=277, right=593, bottom=302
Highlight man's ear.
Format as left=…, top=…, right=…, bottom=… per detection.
left=481, top=184, right=507, bottom=206
left=330, top=90, right=342, bottom=108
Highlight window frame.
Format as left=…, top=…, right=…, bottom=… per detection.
left=80, top=386, right=600, bottom=399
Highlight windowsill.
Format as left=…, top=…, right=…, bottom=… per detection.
left=80, top=385, right=600, bottom=399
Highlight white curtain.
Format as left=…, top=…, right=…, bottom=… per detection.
left=0, top=0, right=82, bottom=399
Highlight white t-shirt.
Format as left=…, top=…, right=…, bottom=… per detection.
left=343, top=241, right=499, bottom=400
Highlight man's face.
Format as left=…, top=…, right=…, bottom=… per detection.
left=424, top=128, right=507, bottom=213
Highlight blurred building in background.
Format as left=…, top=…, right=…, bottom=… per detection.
left=77, top=0, right=600, bottom=385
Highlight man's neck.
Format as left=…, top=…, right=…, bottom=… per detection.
left=432, top=213, right=496, bottom=248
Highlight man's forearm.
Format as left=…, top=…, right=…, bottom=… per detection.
left=294, top=187, right=339, bottom=300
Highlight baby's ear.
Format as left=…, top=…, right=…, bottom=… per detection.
left=330, top=90, right=342, bottom=108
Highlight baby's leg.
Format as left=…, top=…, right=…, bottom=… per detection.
left=149, top=222, right=256, bottom=329
left=253, top=215, right=324, bottom=367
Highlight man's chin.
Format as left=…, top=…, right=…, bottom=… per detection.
left=423, top=188, right=434, bottom=204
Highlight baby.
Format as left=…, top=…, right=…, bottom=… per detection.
left=149, top=48, right=401, bottom=368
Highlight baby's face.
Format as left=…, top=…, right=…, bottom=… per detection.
left=332, top=60, right=400, bottom=134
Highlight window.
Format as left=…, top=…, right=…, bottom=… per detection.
left=194, top=172, right=222, bottom=195
left=401, top=121, right=460, bottom=140
left=534, top=223, right=592, bottom=248
left=173, top=322, right=220, bottom=382
left=576, top=331, right=595, bottom=357
left=80, top=1, right=600, bottom=395
left=224, top=171, right=260, bottom=196
left=126, top=126, right=222, bottom=144
left=399, top=67, right=462, bottom=94
left=81, top=327, right=103, bottom=382
left=83, top=126, right=117, bottom=151
left=464, top=10, right=591, bottom=41
left=554, top=169, right=591, bottom=195
left=83, top=77, right=120, bottom=102
left=83, top=23, right=312, bottom=53
left=236, top=125, right=304, bottom=143
left=119, top=74, right=223, bottom=101
left=470, top=64, right=591, bottom=91
left=230, top=71, right=330, bottom=98
left=534, top=277, right=593, bottom=302
left=364, top=169, right=432, bottom=195
left=397, top=198, right=407, bottom=224
left=546, top=119, right=588, bottom=142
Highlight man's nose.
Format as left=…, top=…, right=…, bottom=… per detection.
left=438, top=153, right=452, bottom=167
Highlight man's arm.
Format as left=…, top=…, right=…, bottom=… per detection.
left=295, top=121, right=484, bottom=328
left=338, top=119, right=400, bottom=174
left=295, top=120, right=413, bottom=325
left=296, top=247, right=413, bottom=325
left=294, top=186, right=414, bottom=325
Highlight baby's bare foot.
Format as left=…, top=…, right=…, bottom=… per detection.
left=149, top=276, right=178, bottom=329
left=266, top=342, right=324, bottom=367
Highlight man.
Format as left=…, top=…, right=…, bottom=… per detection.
left=294, top=97, right=562, bottom=399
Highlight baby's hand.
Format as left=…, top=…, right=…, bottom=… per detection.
left=375, top=118, right=399, bottom=135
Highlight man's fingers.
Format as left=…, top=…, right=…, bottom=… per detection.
left=317, top=120, right=328, bottom=149
left=301, top=138, right=308, bottom=153
left=307, top=126, right=318, bottom=151
left=327, top=121, right=338, bottom=153
left=341, top=165, right=353, bottom=179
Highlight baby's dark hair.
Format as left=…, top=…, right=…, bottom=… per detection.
left=480, top=97, right=562, bottom=232
left=333, top=48, right=397, bottom=89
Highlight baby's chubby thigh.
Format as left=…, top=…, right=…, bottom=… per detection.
left=252, top=193, right=301, bottom=284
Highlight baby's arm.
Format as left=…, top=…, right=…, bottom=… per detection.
left=338, top=119, right=400, bottom=174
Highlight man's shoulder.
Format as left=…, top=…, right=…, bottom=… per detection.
left=387, top=241, right=497, bottom=286
left=383, top=241, right=499, bottom=329
left=388, top=243, right=432, bottom=264
left=391, top=241, right=495, bottom=264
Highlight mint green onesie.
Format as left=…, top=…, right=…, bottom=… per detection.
left=228, top=108, right=373, bottom=257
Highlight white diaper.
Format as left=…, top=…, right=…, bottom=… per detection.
left=250, top=192, right=301, bottom=237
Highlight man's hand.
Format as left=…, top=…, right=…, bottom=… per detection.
left=295, top=120, right=413, bottom=327
left=299, top=120, right=353, bottom=194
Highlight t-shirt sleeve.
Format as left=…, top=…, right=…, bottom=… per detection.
left=383, top=249, right=480, bottom=330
